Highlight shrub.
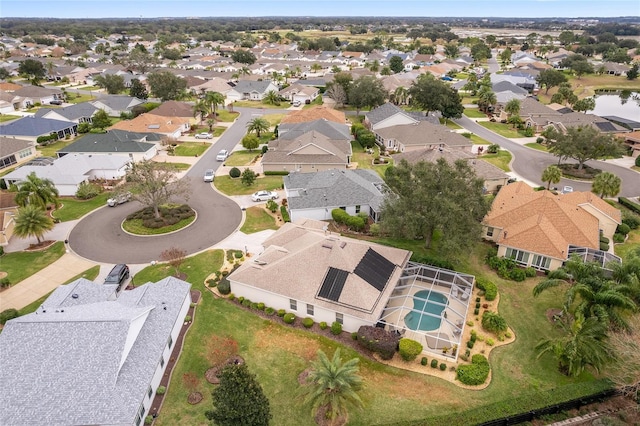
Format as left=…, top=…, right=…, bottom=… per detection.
left=265, top=307, right=275, bottom=315
left=475, top=302, right=481, bottom=309
left=410, top=253, right=455, bottom=270
left=487, top=143, right=500, bottom=153
left=470, top=330, right=477, bottom=342
left=145, top=415, right=153, bottom=424
left=266, top=199, right=278, bottom=213
left=622, top=214, right=640, bottom=230
left=0, top=246, right=3, bottom=256
left=263, top=170, right=289, bottom=176
left=184, top=315, right=191, bottom=322
left=277, top=309, right=286, bottom=317
left=261, top=145, right=269, bottom=155
left=636, top=155, right=640, bottom=167
left=617, top=223, right=631, bottom=235
left=319, top=321, right=328, bottom=330
left=156, top=386, right=166, bottom=395
left=421, top=357, right=428, bottom=366
left=600, top=242, right=610, bottom=251
left=217, top=278, right=231, bottom=295
left=345, top=215, right=365, bottom=231
left=467, top=340, right=475, bottom=349
left=302, top=317, right=314, bottom=328
left=75, top=181, right=102, bottom=199
left=439, top=363, right=447, bottom=371
left=475, top=297, right=481, bottom=303
left=238, top=296, right=245, bottom=303
left=482, top=311, right=508, bottom=336
left=257, top=302, right=265, bottom=311
left=476, top=277, right=497, bottom=301
left=399, top=338, right=423, bottom=361
left=0, top=308, right=19, bottom=324
left=283, top=313, right=296, bottom=324
left=330, top=321, right=342, bottom=335
left=431, top=359, right=438, bottom=368
left=206, top=278, right=217, bottom=287
left=461, top=132, right=473, bottom=139
left=508, top=268, right=527, bottom=282
left=249, top=302, right=258, bottom=309
left=619, top=197, right=640, bottom=215
left=613, top=233, right=625, bottom=243
left=356, top=326, right=399, bottom=360
left=525, top=267, right=536, bottom=277
left=356, top=129, right=376, bottom=148
left=331, top=208, right=350, bottom=224
left=600, top=235, right=610, bottom=244
left=0, top=277, right=10, bottom=288
left=351, top=332, right=358, bottom=340
left=486, top=338, right=495, bottom=346
left=228, top=293, right=234, bottom=301
left=229, top=167, right=241, bottom=178
left=474, top=308, right=480, bottom=315
left=280, top=205, right=290, bottom=222
left=456, top=354, right=490, bottom=386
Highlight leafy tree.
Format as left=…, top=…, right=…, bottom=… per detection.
left=477, top=86, right=497, bottom=113
left=541, top=165, right=562, bottom=190
left=560, top=55, right=594, bottom=79
left=129, top=78, right=148, bottom=100
left=18, top=59, right=46, bottom=85
left=331, top=72, right=353, bottom=96
left=246, top=117, right=270, bottom=138
left=381, top=159, right=488, bottom=254
left=591, top=171, right=621, bottom=198
left=146, top=71, right=187, bottom=101
left=91, top=109, right=112, bottom=130
left=444, top=43, right=459, bottom=58
left=608, top=315, right=640, bottom=400
left=241, top=134, right=260, bottom=152
left=195, top=91, right=225, bottom=123
left=205, top=364, right=271, bottom=426
left=125, top=48, right=158, bottom=73
left=572, top=97, right=596, bottom=113
left=389, top=55, right=404, bottom=73
left=392, top=86, right=409, bottom=106
left=231, top=49, right=257, bottom=65
left=499, top=48, right=513, bottom=67
left=124, top=160, right=191, bottom=219
left=470, top=42, right=491, bottom=63
left=93, top=74, right=125, bottom=94
left=549, top=125, right=623, bottom=170
left=409, top=74, right=463, bottom=116
left=162, top=48, right=182, bottom=61
left=536, top=69, right=568, bottom=94
left=536, top=314, right=613, bottom=377
left=348, top=76, right=386, bottom=115
left=301, top=349, right=364, bottom=424
left=325, top=84, right=347, bottom=107
left=263, top=90, right=280, bottom=106
left=12, top=204, right=54, bottom=244
left=241, top=168, right=257, bottom=186
left=13, top=172, right=60, bottom=209
left=626, top=63, right=639, bottom=80
left=558, top=31, right=576, bottom=46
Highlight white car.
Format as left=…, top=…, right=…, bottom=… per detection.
left=251, top=190, right=279, bottom=202
left=562, top=186, right=574, bottom=194
left=195, top=132, right=213, bottom=139
left=203, top=169, right=214, bottom=182
left=107, top=192, right=131, bottom=207
left=216, top=149, right=229, bottom=161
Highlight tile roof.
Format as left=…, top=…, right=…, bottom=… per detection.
left=280, top=106, right=346, bottom=125
left=376, top=121, right=473, bottom=149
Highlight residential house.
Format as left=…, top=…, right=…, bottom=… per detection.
left=284, top=169, right=386, bottom=223
left=277, top=117, right=351, bottom=140
left=189, top=77, right=233, bottom=99
left=148, top=101, right=199, bottom=126
left=543, top=111, right=629, bottom=135
left=34, top=102, right=98, bottom=124
left=108, top=114, right=189, bottom=139
left=0, top=116, right=78, bottom=142
left=12, top=85, right=64, bottom=107
left=0, top=277, right=191, bottom=426
left=228, top=220, right=412, bottom=334
left=226, top=80, right=279, bottom=102
left=2, top=153, right=131, bottom=196
left=280, top=106, right=346, bottom=127
left=89, top=95, right=145, bottom=116
left=482, top=182, right=622, bottom=271
left=621, top=130, right=640, bottom=158
left=600, top=62, right=630, bottom=76
left=278, top=83, right=320, bottom=104
left=375, top=121, right=473, bottom=153
left=57, top=129, right=162, bottom=162
left=0, top=192, right=19, bottom=246
left=364, top=102, right=439, bottom=132
left=0, top=136, right=37, bottom=170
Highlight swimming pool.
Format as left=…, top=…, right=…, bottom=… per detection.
left=404, top=290, right=448, bottom=331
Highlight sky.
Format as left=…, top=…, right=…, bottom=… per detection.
left=2, top=0, right=639, bottom=19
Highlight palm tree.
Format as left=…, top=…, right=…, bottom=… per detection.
left=393, top=86, right=409, bottom=106
left=13, top=204, right=55, bottom=244
left=263, top=90, right=281, bottom=106
left=477, top=87, right=497, bottom=114
left=592, top=171, right=621, bottom=199
left=246, top=117, right=270, bottom=138
left=13, top=172, right=60, bottom=210
left=311, top=63, right=322, bottom=74
left=504, top=99, right=521, bottom=124
left=536, top=314, right=613, bottom=377
left=301, top=349, right=364, bottom=424
left=541, top=165, right=562, bottom=190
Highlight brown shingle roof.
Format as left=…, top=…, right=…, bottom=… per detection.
left=376, top=121, right=472, bottom=149
left=148, top=101, right=194, bottom=119
left=280, top=106, right=346, bottom=125
left=108, top=114, right=187, bottom=134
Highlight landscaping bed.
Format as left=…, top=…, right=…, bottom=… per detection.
left=559, top=163, right=601, bottom=180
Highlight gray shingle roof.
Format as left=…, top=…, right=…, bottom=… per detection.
left=35, top=103, right=98, bottom=121
left=90, top=95, right=143, bottom=111
left=232, top=80, right=274, bottom=93
left=376, top=121, right=472, bottom=149
left=0, top=116, right=76, bottom=137
left=279, top=119, right=351, bottom=141
left=365, top=102, right=415, bottom=126
left=263, top=131, right=351, bottom=166
left=0, top=277, right=191, bottom=426
left=59, top=130, right=160, bottom=154
left=0, top=136, right=33, bottom=157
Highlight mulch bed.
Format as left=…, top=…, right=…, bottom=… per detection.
left=187, top=392, right=203, bottom=405
left=25, top=240, right=56, bottom=251
left=315, top=404, right=347, bottom=426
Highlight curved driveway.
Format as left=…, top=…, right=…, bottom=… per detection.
left=455, top=116, right=640, bottom=197
left=69, top=107, right=271, bottom=263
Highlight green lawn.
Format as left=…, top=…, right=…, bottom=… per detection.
left=214, top=175, right=283, bottom=196
left=1, top=242, right=65, bottom=286
left=480, top=150, right=512, bottom=172
left=232, top=101, right=284, bottom=110
left=525, top=143, right=549, bottom=152
left=467, top=134, right=491, bottom=145
left=240, top=206, right=279, bottom=234
left=173, top=142, right=210, bottom=157
left=224, top=150, right=261, bottom=167
left=212, top=127, right=226, bottom=137
left=53, top=193, right=110, bottom=222
left=36, top=139, right=76, bottom=157
left=215, top=110, right=240, bottom=123
left=351, top=141, right=393, bottom=178
left=0, top=114, right=20, bottom=123
left=463, top=108, right=487, bottom=119
left=442, top=120, right=463, bottom=130
left=67, top=94, right=95, bottom=104
left=478, top=122, right=523, bottom=139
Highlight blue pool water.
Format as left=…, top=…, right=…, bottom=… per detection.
left=404, top=290, right=448, bottom=331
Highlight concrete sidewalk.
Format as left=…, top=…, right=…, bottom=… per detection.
left=0, top=252, right=95, bottom=311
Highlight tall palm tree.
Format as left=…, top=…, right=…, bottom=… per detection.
left=13, top=172, right=60, bottom=210
left=504, top=99, right=521, bottom=121
left=393, top=86, right=409, bottom=106
left=246, top=117, right=270, bottom=138
left=13, top=204, right=55, bottom=244
left=301, top=349, right=364, bottom=424
left=477, top=87, right=497, bottom=113
left=536, top=313, right=613, bottom=377
left=541, top=165, right=562, bottom=190
left=591, top=171, right=622, bottom=199
left=263, top=90, right=281, bottom=106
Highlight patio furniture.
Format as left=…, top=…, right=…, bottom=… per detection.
left=456, top=319, right=464, bottom=328
left=453, top=328, right=462, bottom=336
left=461, top=291, right=470, bottom=301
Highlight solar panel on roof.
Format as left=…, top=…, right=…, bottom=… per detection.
left=318, top=267, right=349, bottom=302
left=353, top=248, right=396, bottom=292
left=595, top=122, right=617, bottom=132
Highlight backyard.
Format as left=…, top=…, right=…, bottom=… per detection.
left=350, top=141, right=393, bottom=178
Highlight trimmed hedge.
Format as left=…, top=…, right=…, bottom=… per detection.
left=217, top=278, right=231, bottom=295
left=430, top=359, right=438, bottom=368
left=263, top=170, right=290, bottom=176
left=277, top=309, right=286, bottom=317
left=0, top=308, right=19, bottom=325
left=399, top=338, right=423, bottom=361
left=229, top=167, right=241, bottom=178
left=280, top=205, right=291, bottom=223
left=456, top=354, right=490, bottom=385
left=476, top=277, right=498, bottom=301
left=302, top=317, right=314, bottom=328
left=619, top=197, right=640, bottom=214
left=319, top=321, right=328, bottom=330
left=330, top=321, right=342, bottom=335
left=356, top=325, right=400, bottom=360
left=265, top=307, right=275, bottom=315
left=616, top=223, right=631, bottom=235
left=410, top=254, right=455, bottom=270
left=283, top=313, right=296, bottom=324
left=421, top=357, right=428, bottom=366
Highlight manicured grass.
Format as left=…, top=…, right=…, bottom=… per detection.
left=122, top=216, right=196, bottom=235
left=480, top=150, right=512, bottom=172
left=442, top=120, right=463, bottom=130
left=466, top=134, right=491, bottom=145
left=212, top=127, right=226, bottom=137
left=0, top=114, right=20, bottom=123
left=232, top=101, right=284, bottom=109
left=167, top=162, right=191, bottom=171
left=224, top=150, right=261, bottom=167
left=525, top=142, right=549, bottom=152
left=36, top=139, right=76, bottom=157
left=1, top=242, right=65, bottom=286
left=463, top=108, right=487, bottom=118
left=53, top=193, right=110, bottom=222
left=478, top=122, right=523, bottom=139
left=173, top=142, right=210, bottom=157
left=67, top=94, right=94, bottom=104
left=350, top=141, right=393, bottom=178
left=262, top=113, right=285, bottom=126
left=215, top=110, right=239, bottom=123
left=240, top=206, right=279, bottom=234
left=615, top=226, right=640, bottom=262
left=214, top=175, right=283, bottom=196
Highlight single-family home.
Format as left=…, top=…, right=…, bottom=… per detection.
left=621, top=130, right=640, bottom=158
left=0, top=277, right=191, bottom=426
left=11, top=85, right=64, bottom=107
left=34, top=102, right=99, bottom=124
left=374, top=121, right=473, bottom=153
left=280, top=106, right=346, bottom=127
left=284, top=169, right=386, bottom=222
left=364, top=102, right=439, bottom=132
left=0, top=135, right=37, bottom=170
left=147, top=101, right=199, bottom=126
left=543, top=112, right=629, bottom=135
left=57, top=129, right=162, bottom=162
left=482, top=182, right=622, bottom=271
left=108, top=114, right=189, bottom=140
left=278, top=83, right=320, bottom=104
left=226, top=80, right=279, bottom=102
left=90, top=95, right=145, bottom=116
left=0, top=116, right=78, bottom=142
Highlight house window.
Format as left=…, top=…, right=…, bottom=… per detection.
left=505, top=248, right=530, bottom=265
left=290, top=299, right=297, bottom=311
left=335, top=313, right=343, bottom=325
left=148, top=386, right=153, bottom=399
left=135, top=404, right=146, bottom=426
left=486, top=227, right=494, bottom=237
left=307, top=304, right=314, bottom=316
left=168, top=336, right=173, bottom=349
left=160, top=356, right=165, bottom=368
left=355, top=205, right=361, bottom=214
left=18, top=149, right=32, bottom=159
left=532, top=254, right=551, bottom=271
left=339, top=206, right=346, bottom=211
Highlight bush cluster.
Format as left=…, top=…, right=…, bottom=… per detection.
left=475, top=277, right=498, bottom=301
left=356, top=325, right=400, bottom=360
left=265, top=307, right=275, bottom=315
left=302, top=317, right=314, bottom=328
left=481, top=311, right=508, bottom=336
left=263, top=170, right=290, bottom=176
left=127, top=204, right=195, bottom=229
left=283, top=313, right=296, bottom=324
left=331, top=208, right=366, bottom=232
left=356, top=128, right=376, bottom=149
left=229, top=167, right=241, bottom=178
left=619, top=197, right=640, bottom=215
left=330, top=321, right=342, bottom=335
left=613, top=233, right=625, bottom=243
left=486, top=254, right=527, bottom=282
left=217, top=278, right=231, bottom=295
left=421, top=357, right=428, bottom=366
left=0, top=308, right=19, bottom=325
left=456, top=354, right=490, bottom=385
left=430, top=359, right=438, bottom=368
left=410, top=254, right=455, bottom=270
left=280, top=205, right=291, bottom=222
left=75, top=182, right=102, bottom=199
left=319, top=321, right=328, bottom=330
left=398, top=338, right=423, bottom=361
left=36, top=133, right=58, bottom=144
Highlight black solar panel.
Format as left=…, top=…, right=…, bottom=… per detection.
left=353, top=248, right=396, bottom=291
left=318, top=267, right=349, bottom=302
left=595, top=122, right=617, bottom=132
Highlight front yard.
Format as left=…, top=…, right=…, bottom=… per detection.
left=173, top=142, right=210, bottom=157
left=224, top=150, right=261, bottom=167
left=214, top=175, right=283, bottom=196
left=1, top=242, right=65, bottom=287
left=478, top=122, right=524, bottom=139
left=239, top=206, right=280, bottom=234
left=479, top=150, right=512, bottom=172
left=53, top=193, right=111, bottom=222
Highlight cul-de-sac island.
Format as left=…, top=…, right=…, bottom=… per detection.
left=0, top=5, right=639, bottom=426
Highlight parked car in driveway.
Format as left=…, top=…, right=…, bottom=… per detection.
left=49, top=99, right=63, bottom=105
left=562, top=186, right=574, bottom=194
left=195, top=132, right=213, bottom=139
left=216, top=149, right=229, bottom=161
left=204, top=169, right=214, bottom=182
left=107, top=192, right=131, bottom=207
left=251, top=190, right=279, bottom=202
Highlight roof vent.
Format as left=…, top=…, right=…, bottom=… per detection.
left=71, top=293, right=79, bottom=299
left=322, top=242, right=333, bottom=249
left=340, top=241, right=346, bottom=249
left=254, top=259, right=268, bottom=265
